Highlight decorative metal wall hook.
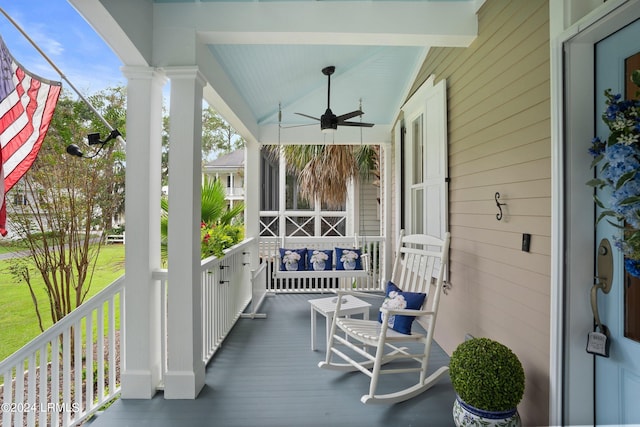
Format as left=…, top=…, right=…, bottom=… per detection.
left=495, top=192, right=506, bottom=221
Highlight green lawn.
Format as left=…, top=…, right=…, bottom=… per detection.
left=0, top=244, right=125, bottom=361
left=0, top=239, right=30, bottom=255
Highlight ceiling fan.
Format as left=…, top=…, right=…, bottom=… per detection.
left=295, top=65, right=374, bottom=133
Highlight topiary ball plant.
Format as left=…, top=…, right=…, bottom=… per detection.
left=449, top=337, right=525, bottom=412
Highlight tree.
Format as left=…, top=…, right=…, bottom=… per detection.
left=271, top=144, right=379, bottom=209
left=161, top=106, right=246, bottom=185
left=85, top=87, right=127, bottom=232
left=202, top=106, right=246, bottom=160
left=8, top=88, right=126, bottom=329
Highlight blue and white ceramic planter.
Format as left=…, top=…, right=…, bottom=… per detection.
left=453, top=396, right=521, bottom=427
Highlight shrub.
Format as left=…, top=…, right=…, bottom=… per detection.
left=449, top=337, right=525, bottom=412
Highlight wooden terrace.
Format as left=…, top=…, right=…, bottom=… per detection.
left=86, top=293, right=455, bottom=427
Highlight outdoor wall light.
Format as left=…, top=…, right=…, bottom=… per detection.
left=66, top=129, right=121, bottom=159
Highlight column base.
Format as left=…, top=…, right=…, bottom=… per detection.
left=163, top=363, right=206, bottom=399
left=121, top=369, right=159, bottom=399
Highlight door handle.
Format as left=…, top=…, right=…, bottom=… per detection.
left=591, top=282, right=607, bottom=330
left=591, top=238, right=613, bottom=330
left=586, top=239, right=613, bottom=357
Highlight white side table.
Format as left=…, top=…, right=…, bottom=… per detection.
left=309, top=295, right=371, bottom=351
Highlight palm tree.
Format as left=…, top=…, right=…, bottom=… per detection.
left=161, top=176, right=245, bottom=260
left=272, top=144, right=379, bottom=208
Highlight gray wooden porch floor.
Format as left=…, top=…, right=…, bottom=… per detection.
left=87, top=293, right=455, bottom=427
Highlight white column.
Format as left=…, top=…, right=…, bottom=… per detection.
left=244, top=142, right=261, bottom=272
left=121, top=66, right=166, bottom=399
left=382, top=143, right=393, bottom=281
left=351, top=177, right=360, bottom=236
left=278, top=146, right=287, bottom=236
left=245, top=142, right=260, bottom=239
left=164, top=66, right=206, bottom=399
left=346, top=177, right=356, bottom=236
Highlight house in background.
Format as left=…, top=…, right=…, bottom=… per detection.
left=202, top=149, right=245, bottom=211
left=5, top=1, right=638, bottom=426
left=259, top=147, right=381, bottom=238
left=203, top=147, right=381, bottom=236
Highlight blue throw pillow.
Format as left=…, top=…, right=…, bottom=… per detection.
left=279, top=248, right=306, bottom=271
left=378, top=281, right=426, bottom=334
left=335, top=247, right=362, bottom=270
left=307, top=249, right=333, bottom=271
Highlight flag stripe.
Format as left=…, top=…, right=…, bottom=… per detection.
left=2, top=69, right=60, bottom=191
left=0, top=37, right=61, bottom=236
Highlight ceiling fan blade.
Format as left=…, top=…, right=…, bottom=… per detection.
left=336, top=110, right=364, bottom=122
left=295, top=112, right=320, bottom=121
left=281, top=123, right=318, bottom=129
left=338, top=121, right=375, bottom=128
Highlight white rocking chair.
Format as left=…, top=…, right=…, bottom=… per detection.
left=318, top=230, right=451, bottom=404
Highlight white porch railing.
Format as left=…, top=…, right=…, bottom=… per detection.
left=154, top=237, right=257, bottom=383
left=225, top=187, right=244, bottom=197
left=259, top=235, right=386, bottom=293
left=259, top=210, right=348, bottom=237
left=0, top=276, right=124, bottom=427
left=0, top=234, right=384, bottom=425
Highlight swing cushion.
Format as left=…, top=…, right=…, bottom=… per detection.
left=335, top=247, right=363, bottom=270
left=306, top=249, right=333, bottom=271
left=279, top=248, right=307, bottom=271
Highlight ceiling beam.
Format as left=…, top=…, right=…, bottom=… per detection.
left=156, top=1, right=478, bottom=47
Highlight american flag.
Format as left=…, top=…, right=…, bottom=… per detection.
left=0, top=37, right=61, bottom=236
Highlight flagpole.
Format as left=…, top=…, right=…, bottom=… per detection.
left=0, top=7, right=120, bottom=138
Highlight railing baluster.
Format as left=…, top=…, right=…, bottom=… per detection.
left=74, top=320, right=83, bottom=421
left=97, top=304, right=105, bottom=402
left=108, top=297, right=114, bottom=394
left=86, top=312, right=94, bottom=415
left=159, top=276, right=167, bottom=381
left=27, top=352, right=36, bottom=426
left=51, top=336, right=59, bottom=427
left=62, top=328, right=71, bottom=426
left=1, top=368, right=12, bottom=427
left=39, top=343, right=48, bottom=427
left=15, top=358, right=24, bottom=427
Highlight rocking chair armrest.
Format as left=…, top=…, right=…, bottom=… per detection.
left=379, top=307, right=435, bottom=317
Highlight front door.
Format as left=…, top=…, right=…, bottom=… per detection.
left=594, top=18, right=640, bottom=425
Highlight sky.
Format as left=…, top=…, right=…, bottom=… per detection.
left=0, top=1, right=125, bottom=97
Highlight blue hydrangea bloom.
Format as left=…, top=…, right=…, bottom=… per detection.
left=602, top=143, right=640, bottom=185
left=611, top=183, right=640, bottom=229
left=589, top=137, right=605, bottom=157
left=625, top=258, right=640, bottom=279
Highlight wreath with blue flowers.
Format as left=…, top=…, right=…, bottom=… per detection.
left=588, top=70, right=640, bottom=277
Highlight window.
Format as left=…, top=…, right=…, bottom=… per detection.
left=13, top=192, right=27, bottom=206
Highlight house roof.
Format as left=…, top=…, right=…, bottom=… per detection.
left=69, top=0, right=480, bottom=145
left=203, top=149, right=244, bottom=171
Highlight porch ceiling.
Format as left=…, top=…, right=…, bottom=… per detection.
left=69, top=0, right=479, bottom=144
